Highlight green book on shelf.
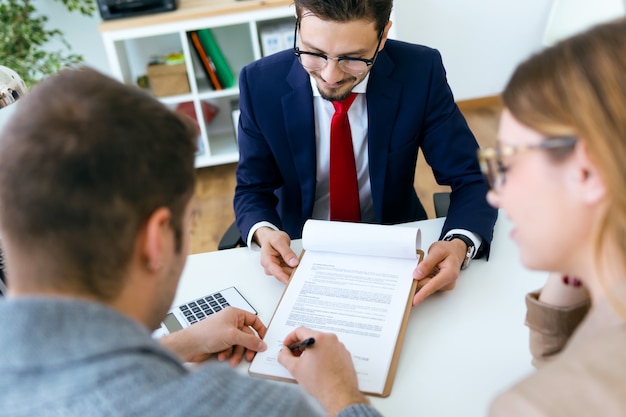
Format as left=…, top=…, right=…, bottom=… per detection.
left=196, top=28, right=235, bottom=88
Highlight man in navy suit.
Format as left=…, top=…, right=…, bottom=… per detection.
left=234, top=0, right=497, bottom=305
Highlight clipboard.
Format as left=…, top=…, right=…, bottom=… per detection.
left=249, top=221, right=424, bottom=398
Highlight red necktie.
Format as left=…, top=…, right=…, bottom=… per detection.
left=330, top=93, right=360, bottom=222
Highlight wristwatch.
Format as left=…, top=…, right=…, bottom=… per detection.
left=443, top=234, right=475, bottom=270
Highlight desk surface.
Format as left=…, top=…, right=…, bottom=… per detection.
left=173, top=215, right=546, bottom=417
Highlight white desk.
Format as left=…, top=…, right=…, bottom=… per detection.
left=173, top=215, right=547, bottom=417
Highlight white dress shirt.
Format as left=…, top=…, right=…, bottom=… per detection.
left=247, top=74, right=482, bottom=256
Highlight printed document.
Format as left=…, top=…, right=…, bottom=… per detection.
left=249, top=219, right=422, bottom=397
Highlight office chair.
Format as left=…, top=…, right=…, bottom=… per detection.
left=217, top=191, right=452, bottom=251
left=433, top=191, right=450, bottom=218
left=217, top=221, right=245, bottom=250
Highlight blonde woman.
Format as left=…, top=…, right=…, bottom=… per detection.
left=479, top=18, right=626, bottom=415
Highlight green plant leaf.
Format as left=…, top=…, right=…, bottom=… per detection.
left=0, top=0, right=96, bottom=86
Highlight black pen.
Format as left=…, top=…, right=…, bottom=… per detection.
left=287, top=337, right=315, bottom=352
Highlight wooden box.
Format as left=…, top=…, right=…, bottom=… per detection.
left=146, top=63, right=190, bottom=97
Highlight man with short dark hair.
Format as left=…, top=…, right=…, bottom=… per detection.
left=234, top=0, right=498, bottom=305
left=0, top=67, right=382, bottom=417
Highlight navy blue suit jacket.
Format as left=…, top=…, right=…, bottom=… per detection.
left=234, top=40, right=497, bottom=255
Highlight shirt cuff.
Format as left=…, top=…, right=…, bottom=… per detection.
left=246, top=221, right=279, bottom=250
left=443, top=229, right=482, bottom=259
left=337, top=404, right=384, bottom=417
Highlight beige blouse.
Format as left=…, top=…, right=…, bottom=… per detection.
left=490, top=291, right=626, bottom=416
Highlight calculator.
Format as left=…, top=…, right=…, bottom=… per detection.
left=152, top=286, right=257, bottom=338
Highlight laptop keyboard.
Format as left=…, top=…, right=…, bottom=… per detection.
left=179, top=292, right=230, bottom=325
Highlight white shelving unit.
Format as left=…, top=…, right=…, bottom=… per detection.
left=99, top=0, right=294, bottom=168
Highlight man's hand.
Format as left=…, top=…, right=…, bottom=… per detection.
left=411, top=239, right=467, bottom=306
left=160, top=307, right=267, bottom=366
left=255, top=227, right=299, bottom=283
left=278, top=327, right=369, bottom=417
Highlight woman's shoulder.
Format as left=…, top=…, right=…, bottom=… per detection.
left=491, top=325, right=626, bottom=417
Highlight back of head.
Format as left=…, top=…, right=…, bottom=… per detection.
left=0, top=67, right=197, bottom=299
left=294, top=0, right=392, bottom=33
left=502, top=18, right=626, bottom=276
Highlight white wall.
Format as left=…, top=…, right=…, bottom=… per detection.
left=34, top=0, right=553, bottom=100
left=33, top=0, right=111, bottom=76
left=16, top=0, right=616, bottom=100
left=393, top=0, right=552, bottom=100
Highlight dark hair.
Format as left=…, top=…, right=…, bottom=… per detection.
left=0, top=67, right=197, bottom=299
left=294, top=0, right=392, bottom=33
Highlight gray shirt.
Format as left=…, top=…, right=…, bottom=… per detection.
left=0, top=297, right=383, bottom=417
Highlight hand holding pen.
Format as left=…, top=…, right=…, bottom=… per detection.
left=287, top=337, right=315, bottom=354
left=278, top=327, right=369, bottom=416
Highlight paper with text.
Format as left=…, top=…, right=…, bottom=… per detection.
left=249, top=220, right=422, bottom=396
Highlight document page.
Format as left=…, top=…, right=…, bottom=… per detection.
left=249, top=220, right=422, bottom=396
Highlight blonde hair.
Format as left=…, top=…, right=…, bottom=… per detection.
left=503, top=18, right=626, bottom=311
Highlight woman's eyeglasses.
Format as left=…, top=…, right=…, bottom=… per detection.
left=477, top=136, right=577, bottom=192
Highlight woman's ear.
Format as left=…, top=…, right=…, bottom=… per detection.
left=570, top=141, right=606, bottom=205
left=143, top=207, right=172, bottom=273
